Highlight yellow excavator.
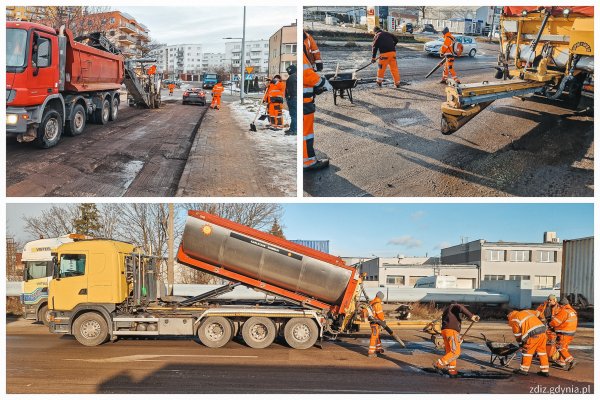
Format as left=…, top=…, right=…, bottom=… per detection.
left=440, top=6, right=594, bottom=134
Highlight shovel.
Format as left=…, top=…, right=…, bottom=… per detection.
left=459, top=320, right=476, bottom=344
left=425, top=58, right=446, bottom=79
left=249, top=86, right=269, bottom=132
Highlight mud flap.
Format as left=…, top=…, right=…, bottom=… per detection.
left=17, top=126, right=38, bottom=143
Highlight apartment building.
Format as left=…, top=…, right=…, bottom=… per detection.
left=6, top=6, right=49, bottom=21
left=268, top=23, right=298, bottom=79
left=201, top=53, right=227, bottom=71
left=150, top=44, right=203, bottom=76
left=83, top=11, right=151, bottom=58
left=441, top=232, right=563, bottom=289
left=224, top=40, right=270, bottom=75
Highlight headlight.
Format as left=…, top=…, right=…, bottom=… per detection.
left=7, top=114, right=18, bottom=125
left=563, top=8, right=570, bottom=16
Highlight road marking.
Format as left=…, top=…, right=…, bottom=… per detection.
left=64, top=354, right=258, bottom=363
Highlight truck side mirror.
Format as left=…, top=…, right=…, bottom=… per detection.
left=23, top=264, right=28, bottom=282
left=52, top=255, right=60, bottom=280
left=32, top=32, right=40, bottom=76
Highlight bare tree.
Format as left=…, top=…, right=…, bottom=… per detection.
left=23, top=204, right=79, bottom=239
left=417, top=6, right=426, bottom=22
left=34, top=6, right=111, bottom=37
left=141, top=40, right=165, bottom=58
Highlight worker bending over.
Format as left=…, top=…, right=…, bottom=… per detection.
left=549, top=298, right=578, bottom=370
left=371, top=26, right=400, bottom=88
left=508, top=309, right=550, bottom=376
left=210, top=81, right=224, bottom=110
left=440, top=27, right=460, bottom=84
left=536, top=294, right=560, bottom=361
left=303, top=30, right=323, bottom=71
left=366, top=291, right=386, bottom=357
left=265, top=75, right=286, bottom=129
left=433, top=301, right=479, bottom=376
left=303, top=52, right=332, bottom=171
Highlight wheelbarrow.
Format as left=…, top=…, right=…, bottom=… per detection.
left=481, top=333, right=521, bottom=367
left=324, top=72, right=358, bottom=105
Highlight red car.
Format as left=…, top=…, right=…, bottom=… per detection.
left=182, top=88, right=206, bottom=105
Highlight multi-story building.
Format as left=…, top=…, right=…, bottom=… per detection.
left=441, top=232, right=563, bottom=289
left=150, top=44, right=203, bottom=77
left=224, top=40, right=270, bottom=75
left=201, top=53, right=227, bottom=71
left=268, top=23, right=298, bottom=79
left=6, top=6, right=48, bottom=21
left=82, top=11, right=151, bottom=59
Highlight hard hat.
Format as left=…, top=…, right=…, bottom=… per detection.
left=442, top=27, right=450, bottom=35
left=286, top=64, right=297, bottom=75
left=548, top=294, right=557, bottom=301
left=559, top=298, right=570, bottom=306
left=376, top=291, right=385, bottom=299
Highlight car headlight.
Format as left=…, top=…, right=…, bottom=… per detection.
left=7, top=114, right=18, bottom=125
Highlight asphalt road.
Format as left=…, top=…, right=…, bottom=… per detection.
left=304, top=41, right=594, bottom=197
left=7, top=318, right=594, bottom=394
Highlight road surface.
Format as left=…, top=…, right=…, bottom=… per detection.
left=304, top=41, right=594, bottom=197
left=7, top=318, right=593, bottom=394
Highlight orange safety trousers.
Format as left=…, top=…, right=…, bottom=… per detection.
left=438, top=329, right=461, bottom=372
left=556, top=334, right=574, bottom=363
left=546, top=330, right=557, bottom=360
left=268, top=99, right=284, bottom=128
left=520, top=333, right=549, bottom=373
left=377, top=51, right=400, bottom=85
left=368, top=324, right=383, bottom=355
left=210, top=95, right=221, bottom=109
left=443, top=56, right=457, bottom=79
left=303, top=112, right=316, bottom=168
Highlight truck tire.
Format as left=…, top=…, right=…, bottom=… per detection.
left=109, top=96, right=119, bottom=121
left=284, top=318, right=319, bottom=350
left=94, top=98, right=110, bottom=125
left=198, top=316, right=233, bottom=348
left=241, top=317, right=276, bottom=349
left=38, top=304, right=50, bottom=326
left=72, top=312, right=110, bottom=347
left=34, top=108, right=63, bottom=148
left=65, top=103, right=86, bottom=136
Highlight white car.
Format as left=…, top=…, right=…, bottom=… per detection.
left=424, top=35, right=478, bottom=57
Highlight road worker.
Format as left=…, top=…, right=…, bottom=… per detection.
left=440, top=27, right=460, bottom=84
left=168, top=83, right=175, bottom=96
left=210, top=81, right=224, bottom=110
left=549, top=298, right=578, bottom=370
left=284, top=64, right=297, bottom=135
left=367, top=291, right=386, bottom=357
left=147, top=65, right=157, bottom=76
left=303, top=52, right=332, bottom=171
left=265, top=75, right=286, bottom=129
left=536, top=294, right=560, bottom=359
left=507, top=309, right=550, bottom=376
left=303, top=30, right=323, bottom=71
left=370, top=26, right=401, bottom=88
left=433, top=301, right=480, bottom=376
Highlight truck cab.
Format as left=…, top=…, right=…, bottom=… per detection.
left=202, top=73, right=218, bottom=89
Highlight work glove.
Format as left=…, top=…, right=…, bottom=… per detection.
left=316, top=62, right=323, bottom=72
left=471, top=315, right=480, bottom=322
left=371, top=58, right=377, bottom=64
left=323, top=79, right=333, bottom=92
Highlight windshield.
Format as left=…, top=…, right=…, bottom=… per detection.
left=7, top=28, right=28, bottom=68
left=25, top=261, right=51, bottom=280
left=205, top=74, right=217, bottom=80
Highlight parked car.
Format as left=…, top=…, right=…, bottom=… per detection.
left=420, top=24, right=437, bottom=34
left=398, top=23, right=414, bottom=34
left=182, top=88, right=206, bottom=105
left=423, top=35, right=478, bottom=57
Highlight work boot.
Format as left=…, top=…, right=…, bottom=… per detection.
left=568, top=360, right=577, bottom=371
left=440, top=78, right=447, bottom=84
left=367, top=353, right=377, bottom=358
left=432, top=361, right=445, bottom=374
left=537, top=371, right=550, bottom=377
left=513, top=368, right=528, bottom=376
left=454, top=78, right=461, bottom=84
left=376, top=81, right=382, bottom=87
left=554, top=361, right=567, bottom=369
left=304, top=159, right=329, bottom=171
left=376, top=349, right=385, bottom=354
left=448, top=370, right=459, bottom=378
left=395, top=83, right=401, bottom=88
left=284, top=129, right=296, bottom=135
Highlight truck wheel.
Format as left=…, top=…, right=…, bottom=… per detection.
left=72, top=312, right=109, bottom=347
left=34, top=108, right=63, bottom=148
left=241, top=317, right=276, bottom=349
left=198, top=316, right=233, bottom=348
left=284, top=318, right=318, bottom=350
left=109, top=96, right=119, bottom=121
left=38, top=304, right=50, bottom=326
left=94, top=98, right=110, bottom=125
left=65, top=104, right=86, bottom=136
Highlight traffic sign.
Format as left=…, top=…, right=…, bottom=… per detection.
left=245, top=66, right=254, bottom=73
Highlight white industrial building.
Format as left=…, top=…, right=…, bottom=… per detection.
left=149, top=44, right=203, bottom=76
left=224, top=40, right=270, bottom=74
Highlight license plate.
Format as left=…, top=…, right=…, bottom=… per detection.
left=190, top=93, right=197, bottom=96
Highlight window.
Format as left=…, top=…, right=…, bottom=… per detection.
left=35, top=37, right=51, bottom=68
left=484, top=275, right=505, bottom=281
left=25, top=261, right=52, bottom=280
left=511, top=250, right=530, bottom=262
left=509, top=275, right=530, bottom=281
left=110, top=17, right=115, bottom=24
left=464, top=37, right=473, bottom=44
left=282, top=44, right=297, bottom=54
left=386, top=275, right=405, bottom=285
left=489, top=250, right=505, bottom=262
left=534, top=275, right=556, bottom=289
left=540, top=250, right=556, bottom=263
left=59, top=254, right=86, bottom=278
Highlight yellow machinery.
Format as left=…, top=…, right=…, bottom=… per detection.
left=441, top=6, right=594, bottom=134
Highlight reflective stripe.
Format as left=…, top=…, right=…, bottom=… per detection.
left=514, top=333, right=522, bottom=337
left=522, top=354, right=533, bottom=357
left=556, top=330, right=576, bottom=335
left=303, top=64, right=312, bottom=70
left=304, top=156, right=316, bottom=162
left=538, top=352, right=546, bottom=355
left=304, top=134, right=314, bottom=140
left=303, top=88, right=314, bottom=94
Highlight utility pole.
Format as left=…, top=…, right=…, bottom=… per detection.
left=240, top=6, right=246, bottom=104
left=167, top=203, right=174, bottom=296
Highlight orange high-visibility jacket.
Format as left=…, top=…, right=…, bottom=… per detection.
left=508, top=310, right=546, bottom=342
left=212, top=83, right=224, bottom=96
left=370, top=297, right=385, bottom=321
left=550, top=305, right=578, bottom=336
left=266, top=81, right=286, bottom=100
left=303, top=31, right=322, bottom=68
left=441, top=32, right=456, bottom=55
left=303, top=53, right=325, bottom=113
left=168, top=83, right=175, bottom=90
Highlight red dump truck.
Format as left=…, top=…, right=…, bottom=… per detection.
left=50, top=211, right=401, bottom=349
left=6, top=21, right=159, bottom=148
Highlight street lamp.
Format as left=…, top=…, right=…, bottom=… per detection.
left=222, top=6, right=247, bottom=104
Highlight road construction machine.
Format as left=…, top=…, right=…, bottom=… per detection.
left=6, top=21, right=161, bottom=148
left=49, top=211, right=395, bottom=349
left=440, top=6, right=593, bottom=134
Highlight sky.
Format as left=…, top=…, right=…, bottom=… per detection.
left=6, top=203, right=593, bottom=258
left=118, top=6, right=297, bottom=52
